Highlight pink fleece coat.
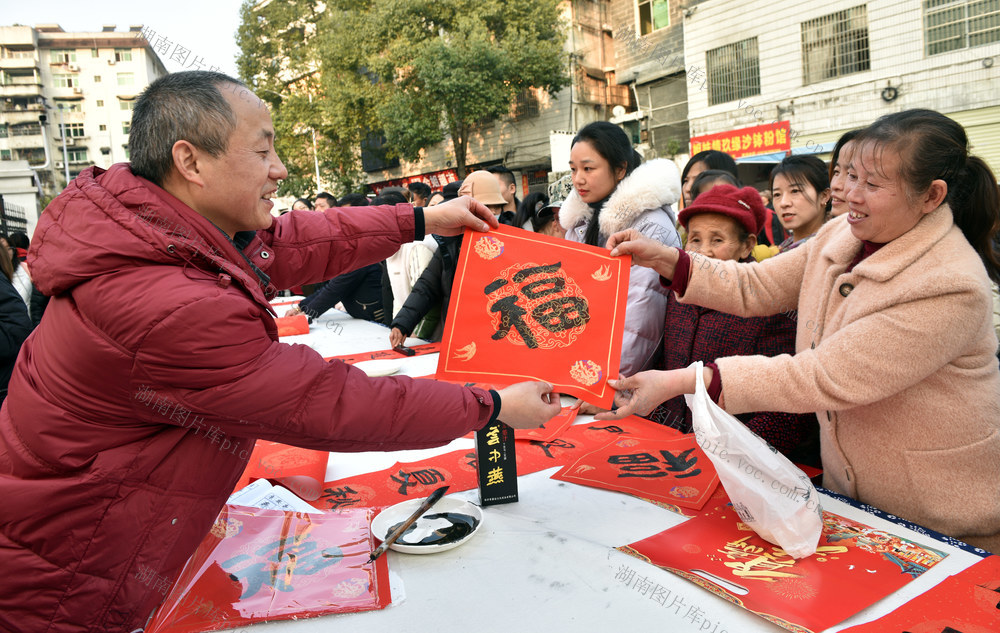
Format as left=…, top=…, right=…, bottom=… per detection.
left=679, top=206, right=1000, bottom=553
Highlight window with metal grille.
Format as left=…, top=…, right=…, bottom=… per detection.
left=67, top=149, right=88, bottom=163
left=638, top=0, right=670, bottom=36
left=924, top=0, right=1000, bottom=55
left=11, top=123, right=41, bottom=136
left=706, top=38, right=760, bottom=106
left=511, top=88, right=540, bottom=120
left=801, top=6, right=871, bottom=84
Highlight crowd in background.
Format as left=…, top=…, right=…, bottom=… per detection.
left=5, top=104, right=1000, bottom=551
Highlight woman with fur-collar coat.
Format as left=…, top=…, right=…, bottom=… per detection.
left=560, top=155, right=682, bottom=376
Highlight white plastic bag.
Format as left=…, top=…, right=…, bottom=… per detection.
left=685, top=361, right=822, bottom=558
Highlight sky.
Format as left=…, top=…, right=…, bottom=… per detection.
left=3, top=0, right=246, bottom=77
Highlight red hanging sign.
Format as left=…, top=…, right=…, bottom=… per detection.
left=690, top=120, right=791, bottom=159
left=439, top=224, right=630, bottom=408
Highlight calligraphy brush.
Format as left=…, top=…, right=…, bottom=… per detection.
left=369, top=485, right=450, bottom=562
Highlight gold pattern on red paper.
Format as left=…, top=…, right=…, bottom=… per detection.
left=591, top=264, right=612, bottom=281
left=453, top=342, right=477, bottom=361
left=474, top=235, right=504, bottom=260
left=569, top=359, right=602, bottom=386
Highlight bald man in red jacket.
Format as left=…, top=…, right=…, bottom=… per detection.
left=0, top=71, right=558, bottom=633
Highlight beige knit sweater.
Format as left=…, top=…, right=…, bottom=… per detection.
left=679, top=206, right=1000, bottom=553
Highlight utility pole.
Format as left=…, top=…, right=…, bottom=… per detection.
left=58, top=104, right=69, bottom=185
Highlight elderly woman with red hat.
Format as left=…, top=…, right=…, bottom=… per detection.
left=647, top=185, right=819, bottom=463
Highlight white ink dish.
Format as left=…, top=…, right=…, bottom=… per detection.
left=354, top=359, right=403, bottom=377
left=371, top=497, right=484, bottom=554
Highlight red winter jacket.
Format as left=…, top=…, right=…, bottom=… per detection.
left=0, top=164, right=495, bottom=633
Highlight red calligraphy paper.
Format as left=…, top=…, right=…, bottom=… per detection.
left=515, top=406, right=579, bottom=442
left=431, top=372, right=509, bottom=392
left=561, top=415, right=684, bottom=443
left=461, top=405, right=578, bottom=441
left=275, top=314, right=309, bottom=337
left=439, top=224, right=630, bottom=408
left=310, top=438, right=600, bottom=513
left=324, top=343, right=441, bottom=364
left=840, top=554, right=1000, bottom=633
left=515, top=434, right=592, bottom=474
left=619, top=508, right=948, bottom=633
left=232, top=441, right=328, bottom=501
left=145, top=505, right=390, bottom=632
left=513, top=415, right=681, bottom=474
left=310, top=451, right=480, bottom=511
left=309, top=465, right=402, bottom=512
left=552, top=434, right=719, bottom=510
left=642, top=482, right=732, bottom=517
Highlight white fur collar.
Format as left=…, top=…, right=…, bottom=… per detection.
left=558, top=158, right=682, bottom=235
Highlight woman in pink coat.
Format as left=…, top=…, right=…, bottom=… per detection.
left=601, top=109, right=1000, bottom=554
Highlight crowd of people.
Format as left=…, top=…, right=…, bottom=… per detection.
left=0, top=70, right=998, bottom=631
left=282, top=114, right=1000, bottom=554
left=263, top=113, right=1000, bottom=526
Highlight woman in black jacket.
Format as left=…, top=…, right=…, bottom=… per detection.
left=388, top=172, right=507, bottom=345
left=0, top=251, right=31, bottom=402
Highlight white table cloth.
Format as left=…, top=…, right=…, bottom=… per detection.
left=241, top=302, right=986, bottom=632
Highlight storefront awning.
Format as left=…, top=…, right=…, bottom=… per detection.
left=734, top=142, right=836, bottom=163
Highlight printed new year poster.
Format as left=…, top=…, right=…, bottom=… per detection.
left=619, top=507, right=947, bottom=633
left=145, top=505, right=390, bottom=632
left=552, top=434, right=719, bottom=510
left=840, top=554, right=1000, bottom=633
left=439, top=224, right=630, bottom=408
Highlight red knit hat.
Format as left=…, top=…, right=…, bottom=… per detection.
left=678, top=184, right=766, bottom=235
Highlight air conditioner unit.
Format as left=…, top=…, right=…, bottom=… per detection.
left=55, top=161, right=64, bottom=169
left=108, top=59, right=116, bottom=65
left=73, top=87, right=82, bottom=94
left=68, top=64, right=80, bottom=72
